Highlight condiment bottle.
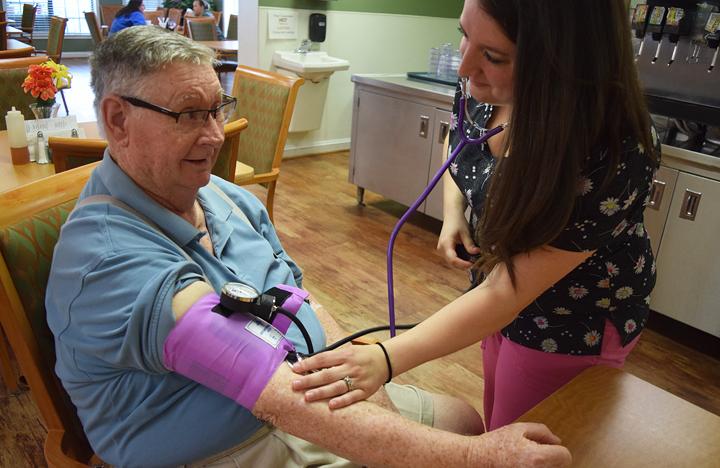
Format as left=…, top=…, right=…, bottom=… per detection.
left=5, top=107, right=30, bottom=165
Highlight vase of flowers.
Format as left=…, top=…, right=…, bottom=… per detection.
left=22, top=60, right=72, bottom=120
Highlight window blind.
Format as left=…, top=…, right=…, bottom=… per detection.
left=4, top=0, right=98, bottom=37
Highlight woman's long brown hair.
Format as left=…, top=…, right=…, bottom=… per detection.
left=473, top=0, right=657, bottom=286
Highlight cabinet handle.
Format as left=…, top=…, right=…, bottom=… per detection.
left=678, top=189, right=702, bottom=221
left=438, top=121, right=450, bottom=144
left=647, top=179, right=666, bottom=211
left=419, top=115, right=430, bottom=138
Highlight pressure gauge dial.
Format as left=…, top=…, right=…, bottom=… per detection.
left=220, top=282, right=261, bottom=315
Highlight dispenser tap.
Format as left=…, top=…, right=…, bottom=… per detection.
left=295, top=39, right=311, bottom=54
left=665, top=7, right=689, bottom=66
left=632, top=4, right=650, bottom=58
left=704, top=12, right=720, bottom=72
left=648, top=6, right=668, bottom=64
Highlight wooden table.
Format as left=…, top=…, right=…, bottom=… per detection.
left=516, top=366, right=720, bottom=467
left=1, top=120, right=253, bottom=192
left=197, top=40, right=238, bottom=53
left=0, top=121, right=99, bottom=193
left=0, top=39, right=34, bottom=58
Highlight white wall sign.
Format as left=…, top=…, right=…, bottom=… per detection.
left=268, top=10, right=298, bottom=40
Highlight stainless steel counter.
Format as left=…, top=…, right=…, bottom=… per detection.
left=351, top=74, right=455, bottom=108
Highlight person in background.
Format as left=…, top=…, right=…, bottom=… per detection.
left=189, top=0, right=225, bottom=40
left=45, top=26, right=571, bottom=467
left=109, top=0, right=146, bottom=35
left=292, top=0, right=660, bottom=432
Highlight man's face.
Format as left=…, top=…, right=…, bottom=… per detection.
left=116, top=62, right=224, bottom=209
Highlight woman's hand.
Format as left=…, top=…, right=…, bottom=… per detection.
left=437, top=211, right=480, bottom=269
left=291, top=344, right=388, bottom=409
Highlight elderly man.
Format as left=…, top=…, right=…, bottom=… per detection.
left=46, top=27, right=571, bottom=467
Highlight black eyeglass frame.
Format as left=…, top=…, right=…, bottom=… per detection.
left=120, top=94, right=237, bottom=124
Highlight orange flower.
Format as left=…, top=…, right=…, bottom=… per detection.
left=22, top=63, right=59, bottom=103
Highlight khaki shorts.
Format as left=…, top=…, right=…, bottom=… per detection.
left=188, top=383, right=434, bottom=468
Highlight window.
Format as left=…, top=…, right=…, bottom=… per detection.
left=4, top=0, right=98, bottom=37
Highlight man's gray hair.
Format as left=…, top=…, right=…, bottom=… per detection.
left=90, top=26, right=216, bottom=129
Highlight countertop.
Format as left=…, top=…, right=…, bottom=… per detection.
left=351, top=74, right=455, bottom=107
left=351, top=74, right=719, bottom=179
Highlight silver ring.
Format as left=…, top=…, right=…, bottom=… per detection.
left=342, top=376, right=354, bottom=392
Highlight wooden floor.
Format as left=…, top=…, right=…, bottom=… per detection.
left=1, top=58, right=719, bottom=466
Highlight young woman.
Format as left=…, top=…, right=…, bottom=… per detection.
left=292, top=0, right=660, bottom=430
left=109, top=0, right=146, bottom=35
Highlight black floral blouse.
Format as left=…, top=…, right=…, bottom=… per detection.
left=448, top=86, right=661, bottom=355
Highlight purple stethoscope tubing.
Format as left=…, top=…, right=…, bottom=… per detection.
left=386, top=80, right=506, bottom=337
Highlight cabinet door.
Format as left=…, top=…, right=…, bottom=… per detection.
left=350, top=89, right=435, bottom=208
left=423, top=109, right=452, bottom=220
left=651, top=172, right=720, bottom=338
left=644, top=165, right=679, bottom=257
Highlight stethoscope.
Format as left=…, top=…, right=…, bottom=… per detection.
left=218, top=78, right=508, bottom=354
left=386, top=77, right=508, bottom=337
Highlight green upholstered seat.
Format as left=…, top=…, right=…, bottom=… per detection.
left=0, top=67, right=38, bottom=130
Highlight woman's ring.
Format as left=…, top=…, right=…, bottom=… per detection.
left=342, top=376, right=354, bottom=392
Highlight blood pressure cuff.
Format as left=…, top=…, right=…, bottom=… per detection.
left=163, top=292, right=296, bottom=410
left=265, top=284, right=310, bottom=334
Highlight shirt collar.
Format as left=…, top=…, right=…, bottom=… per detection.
left=91, top=150, right=202, bottom=246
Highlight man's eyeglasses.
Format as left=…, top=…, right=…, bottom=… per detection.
left=121, top=94, right=238, bottom=128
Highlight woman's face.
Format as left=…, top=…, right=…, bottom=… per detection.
left=192, top=0, right=204, bottom=16
left=458, top=0, right=516, bottom=106
left=139, top=1, right=145, bottom=12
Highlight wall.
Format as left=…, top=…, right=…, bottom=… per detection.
left=257, top=2, right=463, bottom=156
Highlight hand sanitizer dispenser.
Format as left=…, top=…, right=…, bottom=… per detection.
left=309, top=13, right=326, bottom=43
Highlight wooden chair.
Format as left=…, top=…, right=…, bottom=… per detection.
left=99, top=4, right=122, bottom=28
left=0, top=62, right=47, bottom=129
left=143, top=9, right=164, bottom=26
left=0, top=162, right=105, bottom=467
left=0, top=18, right=7, bottom=51
left=83, top=11, right=104, bottom=47
left=33, top=16, right=68, bottom=115
left=48, top=137, right=108, bottom=173
left=7, top=3, right=37, bottom=44
left=185, top=16, right=216, bottom=40
left=49, top=119, right=249, bottom=181
left=230, top=66, right=304, bottom=221
left=212, top=117, right=250, bottom=182
left=226, top=13, right=237, bottom=41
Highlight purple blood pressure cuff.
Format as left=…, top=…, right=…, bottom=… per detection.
left=163, top=292, right=295, bottom=410
left=265, top=284, right=309, bottom=334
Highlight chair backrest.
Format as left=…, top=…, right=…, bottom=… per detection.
left=99, top=4, right=121, bottom=26
left=230, top=66, right=304, bottom=175
left=226, top=13, right=237, bottom=40
left=185, top=16, right=216, bottom=41
left=20, top=3, right=37, bottom=34
left=167, top=7, right=182, bottom=26
left=48, top=137, right=108, bottom=173
left=46, top=16, right=67, bottom=63
left=0, top=19, right=8, bottom=50
left=83, top=11, right=103, bottom=46
left=0, top=163, right=101, bottom=466
left=212, top=118, right=248, bottom=182
left=143, top=9, right=164, bottom=25
left=0, top=66, right=40, bottom=129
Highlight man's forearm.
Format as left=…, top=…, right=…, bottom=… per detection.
left=254, top=364, right=472, bottom=467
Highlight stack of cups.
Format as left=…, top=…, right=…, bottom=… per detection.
left=429, top=43, right=461, bottom=80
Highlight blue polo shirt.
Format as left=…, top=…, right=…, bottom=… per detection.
left=46, top=152, right=325, bottom=467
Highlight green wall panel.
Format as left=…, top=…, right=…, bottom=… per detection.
left=259, top=0, right=463, bottom=19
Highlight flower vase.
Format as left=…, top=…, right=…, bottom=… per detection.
left=29, top=102, right=60, bottom=120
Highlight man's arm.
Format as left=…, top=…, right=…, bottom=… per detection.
left=255, top=363, right=571, bottom=468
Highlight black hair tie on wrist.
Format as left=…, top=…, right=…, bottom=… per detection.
left=376, top=342, right=393, bottom=384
